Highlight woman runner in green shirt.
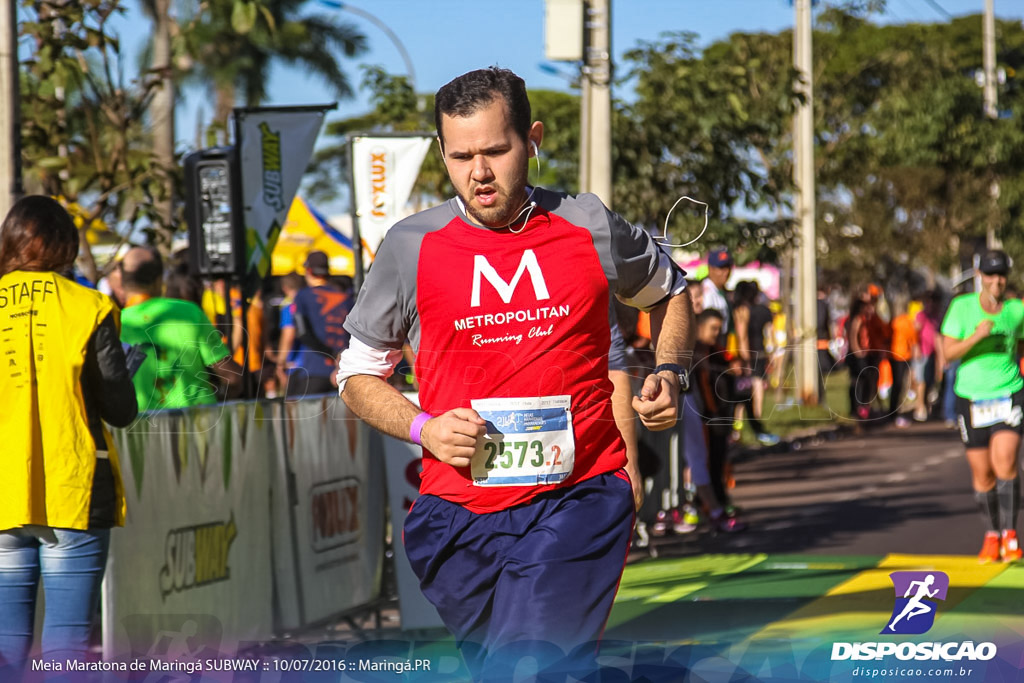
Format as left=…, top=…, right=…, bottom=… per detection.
left=941, top=249, right=1023, bottom=563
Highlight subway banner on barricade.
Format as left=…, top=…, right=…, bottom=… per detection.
left=350, top=134, right=433, bottom=263
left=235, top=105, right=334, bottom=297
left=102, top=401, right=276, bottom=662
left=101, top=396, right=387, bottom=661
left=270, top=396, right=386, bottom=631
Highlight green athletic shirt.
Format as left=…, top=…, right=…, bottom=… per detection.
left=940, top=293, right=1024, bottom=401
left=120, top=297, right=231, bottom=412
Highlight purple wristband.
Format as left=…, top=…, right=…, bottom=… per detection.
left=410, top=412, right=432, bottom=446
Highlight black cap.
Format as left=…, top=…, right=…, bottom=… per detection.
left=979, top=249, right=1011, bottom=275
left=304, top=250, right=330, bottom=276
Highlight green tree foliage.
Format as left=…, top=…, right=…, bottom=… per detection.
left=19, top=0, right=172, bottom=276
left=305, top=66, right=445, bottom=206
left=615, top=30, right=802, bottom=263
left=812, top=10, right=1024, bottom=291
left=177, top=0, right=368, bottom=133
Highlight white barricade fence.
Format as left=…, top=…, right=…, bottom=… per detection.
left=101, top=396, right=387, bottom=660
left=102, top=401, right=276, bottom=662
left=270, top=395, right=385, bottom=630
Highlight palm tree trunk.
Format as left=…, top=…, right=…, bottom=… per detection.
left=151, top=0, right=175, bottom=254
left=214, top=86, right=235, bottom=144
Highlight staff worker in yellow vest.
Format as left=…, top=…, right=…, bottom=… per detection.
left=0, top=196, right=138, bottom=674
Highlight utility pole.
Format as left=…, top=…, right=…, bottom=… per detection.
left=0, top=0, right=20, bottom=220
left=793, top=0, right=818, bottom=404
left=983, top=0, right=1001, bottom=250
left=983, top=0, right=997, bottom=120
left=579, top=69, right=590, bottom=193
left=582, top=0, right=612, bottom=207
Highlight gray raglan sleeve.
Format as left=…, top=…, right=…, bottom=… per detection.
left=594, top=197, right=687, bottom=311
left=343, top=228, right=416, bottom=351
left=547, top=191, right=686, bottom=311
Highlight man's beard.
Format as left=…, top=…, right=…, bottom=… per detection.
left=459, top=164, right=530, bottom=228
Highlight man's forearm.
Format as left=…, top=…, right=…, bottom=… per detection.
left=609, top=369, right=639, bottom=465
left=609, top=369, right=643, bottom=509
left=649, top=290, right=695, bottom=367
left=342, top=374, right=425, bottom=443
left=277, top=327, right=295, bottom=365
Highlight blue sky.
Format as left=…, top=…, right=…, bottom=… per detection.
left=107, top=0, right=1024, bottom=150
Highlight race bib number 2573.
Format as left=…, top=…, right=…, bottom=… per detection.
left=470, top=395, right=575, bottom=487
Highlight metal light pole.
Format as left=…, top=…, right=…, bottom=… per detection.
left=318, top=0, right=416, bottom=94
left=793, top=0, right=818, bottom=404
left=0, top=0, right=21, bottom=220
left=579, top=65, right=591, bottom=194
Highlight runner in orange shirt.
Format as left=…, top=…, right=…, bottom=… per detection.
left=890, top=303, right=920, bottom=427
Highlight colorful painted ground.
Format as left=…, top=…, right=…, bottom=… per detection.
left=292, top=553, right=1024, bottom=682
left=601, top=553, right=1024, bottom=682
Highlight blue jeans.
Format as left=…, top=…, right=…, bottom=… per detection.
left=943, top=361, right=960, bottom=423
left=0, top=526, right=110, bottom=673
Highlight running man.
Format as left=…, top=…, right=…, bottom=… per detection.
left=886, top=574, right=938, bottom=632
left=336, top=67, right=694, bottom=679
left=941, top=249, right=1022, bottom=563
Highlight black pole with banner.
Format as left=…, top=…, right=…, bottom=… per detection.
left=183, top=145, right=253, bottom=398
left=348, top=135, right=364, bottom=295
left=186, top=104, right=336, bottom=399
left=233, top=103, right=336, bottom=299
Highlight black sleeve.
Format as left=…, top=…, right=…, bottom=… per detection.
left=84, top=312, right=139, bottom=427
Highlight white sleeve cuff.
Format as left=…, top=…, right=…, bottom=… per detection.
left=618, top=249, right=686, bottom=311
left=336, top=337, right=404, bottom=394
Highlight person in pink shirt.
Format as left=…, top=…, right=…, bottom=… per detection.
left=913, top=291, right=943, bottom=422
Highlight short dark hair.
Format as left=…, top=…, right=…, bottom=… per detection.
left=697, top=309, right=724, bottom=326
left=281, top=272, right=304, bottom=293
left=164, top=262, right=203, bottom=306
left=434, top=67, right=531, bottom=150
left=120, top=247, right=164, bottom=290
left=0, top=195, right=79, bottom=277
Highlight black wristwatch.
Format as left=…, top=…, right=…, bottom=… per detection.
left=653, top=363, right=690, bottom=393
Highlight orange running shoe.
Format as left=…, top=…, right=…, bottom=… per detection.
left=979, top=531, right=1001, bottom=563
left=1002, top=530, right=1022, bottom=562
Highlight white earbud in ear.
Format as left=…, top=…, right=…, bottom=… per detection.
left=531, top=141, right=539, bottom=157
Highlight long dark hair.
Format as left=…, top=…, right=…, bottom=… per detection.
left=0, top=195, right=79, bottom=277
left=734, top=280, right=760, bottom=307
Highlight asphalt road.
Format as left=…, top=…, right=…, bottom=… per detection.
left=638, top=420, right=988, bottom=559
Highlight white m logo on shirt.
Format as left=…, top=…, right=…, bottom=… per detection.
left=470, top=249, right=551, bottom=307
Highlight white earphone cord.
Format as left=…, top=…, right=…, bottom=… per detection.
left=653, top=196, right=710, bottom=249
left=507, top=143, right=542, bottom=233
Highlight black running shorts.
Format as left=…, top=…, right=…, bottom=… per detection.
left=955, top=389, right=1024, bottom=449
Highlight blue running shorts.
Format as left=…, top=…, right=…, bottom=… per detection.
left=403, top=470, right=634, bottom=680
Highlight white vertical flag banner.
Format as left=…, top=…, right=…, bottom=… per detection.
left=351, top=135, right=433, bottom=260
left=236, top=105, right=332, bottom=295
